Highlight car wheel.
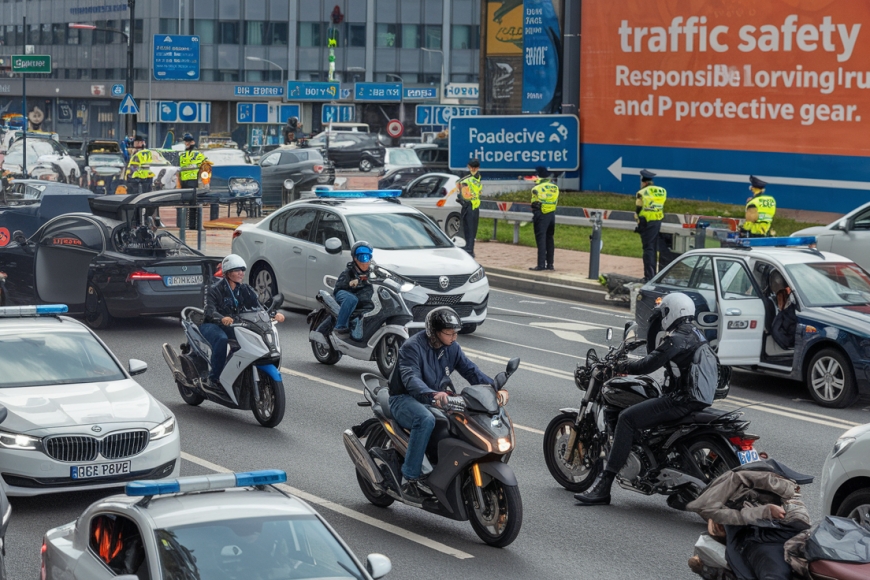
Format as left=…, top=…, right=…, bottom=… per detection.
left=459, top=323, right=477, bottom=335
left=445, top=213, right=462, bottom=237
left=84, top=283, right=112, bottom=330
left=836, top=488, right=870, bottom=527
left=359, top=158, right=373, bottom=172
left=807, top=348, right=859, bottom=408
left=250, top=263, right=278, bottom=306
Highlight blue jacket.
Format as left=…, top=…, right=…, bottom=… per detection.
left=388, top=331, right=493, bottom=403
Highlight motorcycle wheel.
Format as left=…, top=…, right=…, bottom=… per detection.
left=252, top=374, right=286, bottom=428
left=176, top=380, right=204, bottom=406
left=376, top=334, right=405, bottom=378
left=466, top=476, right=523, bottom=548
left=356, top=422, right=395, bottom=508
left=311, top=339, right=342, bottom=365
left=685, top=437, right=740, bottom=486
left=543, top=413, right=598, bottom=492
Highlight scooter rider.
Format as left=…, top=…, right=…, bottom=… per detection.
left=574, top=292, right=711, bottom=506
left=333, top=241, right=374, bottom=341
left=387, top=307, right=499, bottom=504
left=201, top=254, right=285, bottom=389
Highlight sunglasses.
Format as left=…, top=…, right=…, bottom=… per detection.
left=355, top=253, right=372, bottom=263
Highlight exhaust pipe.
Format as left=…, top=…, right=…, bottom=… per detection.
left=162, top=343, right=192, bottom=386
left=342, top=429, right=383, bottom=484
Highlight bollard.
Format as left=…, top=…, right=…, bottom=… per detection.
left=210, top=203, right=220, bottom=221
left=178, top=207, right=187, bottom=244
left=196, top=205, right=204, bottom=251
left=492, top=218, right=498, bottom=240
left=695, top=221, right=709, bottom=250
left=588, top=210, right=603, bottom=280
left=513, top=221, right=520, bottom=244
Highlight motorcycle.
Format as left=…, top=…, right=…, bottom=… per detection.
left=162, top=293, right=286, bottom=427
left=543, top=323, right=756, bottom=510
left=343, top=357, right=523, bottom=548
left=307, top=246, right=430, bottom=377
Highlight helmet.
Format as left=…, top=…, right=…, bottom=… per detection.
left=657, top=292, right=695, bottom=331
left=769, top=270, right=787, bottom=295
left=425, top=307, right=462, bottom=338
left=221, top=254, right=247, bottom=274
left=288, top=116, right=298, bottom=127
left=351, top=241, right=373, bottom=263
left=133, top=134, right=145, bottom=143
left=183, top=133, right=195, bottom=142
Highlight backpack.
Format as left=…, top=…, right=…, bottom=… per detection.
left=689, top=342, right=719, bottom=405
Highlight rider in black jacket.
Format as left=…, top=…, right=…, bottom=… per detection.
left=574, top=292, right=710, bottom=506
left=332, top=241, right=375, bottom=340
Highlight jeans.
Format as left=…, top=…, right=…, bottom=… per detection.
left=638, top=219, right=662, bottom=281
left=533, top=211, right=556, bottom=268
left=389, top=394, right=435, bottom=480
left=334, top=290, right=358, bottom=331
left=200, top=323, right=236, bottom=382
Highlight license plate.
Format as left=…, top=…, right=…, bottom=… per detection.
left=737, top=450, right=760, bottom=465
left=70, top=461, right=132, bottom=480
left=164, top=275, right=202, bottom=287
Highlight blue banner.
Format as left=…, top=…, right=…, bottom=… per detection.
left=355, top=82, right=402, bottom=102
left=285, top=81, right=340, bottom=101
left=153, top=35, right=200, bottom=81
left=234, top=85, right=284, bottom=97
left=521, top=0, right=561, bottom=114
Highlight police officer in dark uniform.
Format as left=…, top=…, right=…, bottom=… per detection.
left=635, top=169, right=667, bottom=282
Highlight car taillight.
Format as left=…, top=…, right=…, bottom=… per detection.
left=728, top=435, right=759, bottom=451
left=232, top=229, right=242, bottom=239
left=127, top=271, right=163, bottom=283
left=313, top=164, right=324, bottom=174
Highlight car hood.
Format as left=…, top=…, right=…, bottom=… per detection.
left=376, top=247, right=480, bottom=277
left=0, top=379, right=165, bottom=434
left=792, top=225, right=832, bottom=237
left=804, top=305, right=870, bottom=337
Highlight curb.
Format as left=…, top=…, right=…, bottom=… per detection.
left=483, top=267, right=630, bottom=309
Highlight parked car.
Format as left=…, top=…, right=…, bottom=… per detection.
left=305, top=132, right=385, bottom=171
left=0, top=180, right=94, bottom=242
left=635, top=238, right=870, bottom=408
left=397, top=172, right=464, bottom=236
left=821, top=422, right=870, bottom=527
left=793, top=202, right=870, bottom=271
left=410, top=143, right=455, bottom=174
left=378, top=166, right=428, bottom=191
left=259, top=146, right=334, bottom=207
left=1, top=136, right=79, bottom=185
left=382, top=147, right=423, bottom=174
left=201, top=147, right=262, bottom=204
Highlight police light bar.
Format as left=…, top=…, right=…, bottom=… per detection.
left=733, top=236, right=817, bottom=248
left=314, top=188, right=401, bottom=199
left=125, top=469, right=287, bottom=497
left=0, top=304, right=68, bottom=317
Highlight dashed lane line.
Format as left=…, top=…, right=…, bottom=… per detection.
left=490, top=287, right=631, bottom=316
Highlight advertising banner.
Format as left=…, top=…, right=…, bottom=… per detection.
left=487, top=0, right=523, bottom=55
left=581, top=0, right=870, bottom=212
left=522, top=0, right=561, bottom=113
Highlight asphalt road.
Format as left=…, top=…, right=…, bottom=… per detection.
left=7, top=288, right=869, bottom=579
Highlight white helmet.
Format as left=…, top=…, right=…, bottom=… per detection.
left=658, top=292, right=695, bottom=331
left=221, top=254, right=247, bottom=275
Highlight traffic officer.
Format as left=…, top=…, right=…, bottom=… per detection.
left=740, top=176, right=776, bottom=238
left=457, top=158, right=482, bottom=257
left=179, top=134, right=207, bottom=230
left=125, top=135, right=154, bottom=194
left=635, top=169, right=667, bottom=282
left=529, top=166, right=560, bottom=271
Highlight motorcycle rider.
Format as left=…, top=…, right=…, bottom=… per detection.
left=574, top=292, right=711, bottom=506
left=332, top=241, right=374, bottom=341
left=387, top=307, right=498, bottom=504
left=201, top=254, right=285, bottom=390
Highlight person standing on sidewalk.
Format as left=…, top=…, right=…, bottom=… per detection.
left=179, top=134, right=207, bottom=230
left=457, top=158, right=482, bottom=257
left=125, top=135, right=154, bottom=194
left=529, top=166, right=560, bottom=271
left=740, top=176, right=776, bottom=238
left=635, top=169, right=667, bottom=282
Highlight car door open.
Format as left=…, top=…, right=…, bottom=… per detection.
left=713, top=257, right=766, bottom=366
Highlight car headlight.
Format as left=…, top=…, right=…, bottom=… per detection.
left=831, top=436, right=856, bottom=459
left=468, top=267, right=486, bottom=284
left=229, top=177, right=261, bottom=196
left=0, top=430, right=42, bottom=451
left=149, top=416, right=176, bottom=441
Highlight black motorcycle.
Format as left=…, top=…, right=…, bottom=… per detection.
left=344, top=358, right=523, bottom=547
left=543, top=323, right=758, bottom=510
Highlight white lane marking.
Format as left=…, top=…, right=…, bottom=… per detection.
left=571, top=306, right=633, bottom=319
left=519, top=300, right=546, bottom=304
left=490, top=287, right=629, bottom=315
left=727, top=396, right=860, bottom=426
left=181, top=451, right=475, bottom=560
left=488, top=317, right=611, bottom=349
left=467, top=333, right=582, bottom=359
left=462, top=348, right=573, bottom=381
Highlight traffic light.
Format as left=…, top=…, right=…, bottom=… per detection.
left=331, top=6, right=344, bottom=24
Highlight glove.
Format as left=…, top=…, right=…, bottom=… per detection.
left=530, top=201, right=542, bottom=212
left=613, top=361, right=628, bottom=374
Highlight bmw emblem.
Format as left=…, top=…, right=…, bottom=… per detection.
left=91, top=425, right=102, bottom=433
left=439, top=276, right=449, bottom=290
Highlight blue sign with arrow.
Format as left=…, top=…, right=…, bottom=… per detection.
left=415, top=105, right=480, bottom=127
left=118, top=93, right=139, bottom=115
left=322, top=105, right=355, bottom=124
left=355, top=82, right=402, bottom=102
left=285, top=81, right=340, bottom=101
left=153, top=35, right=200, bottom=81
left=403, top=87, right=438, bottom=100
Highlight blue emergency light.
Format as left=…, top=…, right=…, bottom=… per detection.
left=733, top=236, right=818, bottom=248
left=314, top=188, right=401, bottom=199
left=125, top=469, right=287, bottom=497
left=0, top=304, right=68, bottom=318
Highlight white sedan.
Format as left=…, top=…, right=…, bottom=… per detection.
left=793, top=201, right=870, bottom=271
left=821, top=422, right=870, bottom=527
left=0, top=305, right=179, bottom=496
left=398, top=172, right=464, bottom=236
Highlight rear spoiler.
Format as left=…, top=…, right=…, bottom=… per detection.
left=88, top=188, right=199, bottom=220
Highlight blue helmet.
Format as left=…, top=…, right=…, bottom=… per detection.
left=352, top=241, right=373, bottom=263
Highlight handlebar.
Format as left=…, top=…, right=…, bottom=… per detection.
left=444, top=396, right=466, bottom=412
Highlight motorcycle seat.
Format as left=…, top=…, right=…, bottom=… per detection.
left=662, top=408, right=731, bottom=426
left=374, top=387, right=394, bottom=420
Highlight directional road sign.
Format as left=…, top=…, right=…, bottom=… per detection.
left=234, top=85, right=284, bottom=98
left=415, top=105, right=480, bottom=126
left=143, top=101, right=210, bottom=123
left=322, top=105, right=355, bottom=124
left=236, top=103, right=301, bottom=124
left=285, top=81, right=340, bottom=101
left=118, top=94, right=140, bottom=115
left=153, top=35, right=200, bottom=80
left=403, top=87, right=438, bottom=100
left=449, top=114, right=579, bottom=172
left=354, top=82, right=402, bottom=102
left=11, top=55, right=51, bottom=74
left=111, top=84, right=125, bottom=97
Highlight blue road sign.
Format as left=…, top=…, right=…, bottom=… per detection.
left=322, top=105, right=355, bottom=124
left=153, top=35, right=200, bottom=81
left=234, top=85, right=284, bottom=97
left=403, top=87, right=438, bottom=100
left=449, top=114, right=579, bottom=172
left=118, top=93, right=139, bottom=115
left=285, top=81, right=340, bottom=101
left=111, top=84, right=124, bottom=97
left=149, top=101, right=210, bottom=123
left=236, top=103, right=300, bottom=124
left=415, top=105, right=480, bottom=126
left=340, top=88, right=352, bottom=100
left=354, top=82, right=402, bottom=102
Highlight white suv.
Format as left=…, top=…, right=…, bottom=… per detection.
left=821, top=422, right=870, bottom=527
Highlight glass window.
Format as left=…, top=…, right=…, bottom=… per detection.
left=269, top=22, right=288, bottom=46
left=786, top=262, right=870, bottom=307
left=850, top=207, right=870, bottom=230
left=260, top=151, right=281, bottom=167
left=281, top=208, right=318, bottom=241
left=424, top=25, right=441, bottom=49
left=52, top=23, right=65, bottom=45
left=41, top=23, right=51, bottom=44
left=89, top=514, right=148, bottom=576
left=219, top=21, right=239, bottom=44
left=67, top=26, right=80, bottom=45
left=326, top=26, right=340, bottom=47
left=194, top=19, right=215, bottom=43
left=199, top=69, right=217, bottom=81
left=452, top=25, right=479, bottom=49
left=92, top=20, right=107, bottom=44
left=376, top=23, right=397, bottom=47
left=690, top=256, right=716, bottom=290
left=27, top=23, right=41, bottom=45
left=219, top=70, right=240, bottom=82
left=715, top=259, right=759, bottom=299
left=245, top=21, right=266, bottom=45
left=406, top=176, right=443, bottom=198
left=347, top=212, right=452, bottom=250
left=313, top=211, right=349, bottom=248
left=659, top=255, right=698, bottom=288
left=298, top=22, right=321, bottom=47
left=159, top=18, right=178, bottom=35
left=279, top=152, right=301, bottom=165
left=401, top=24, right=420, bottom=48
left=245, top=70, right=264, bottom=82
left=348, top=24, right=366, bottom=47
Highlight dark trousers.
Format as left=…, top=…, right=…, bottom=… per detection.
left=638, top=219, right=662, bottom=281
left=533, top=211, right=556, bottom=268
left=605, top=397, right=695, bottom=474
left=180, top=179, right=200, bottom=230
left=460, top=206, right=479, bottom=257
left=128, top=177, right=152, bottom=194
left=200, top=323, right=236, bottom=382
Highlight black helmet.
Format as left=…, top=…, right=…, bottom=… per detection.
left=425, top=307, right=462, bottom=338
left=183, top=133, right=195, bottom=142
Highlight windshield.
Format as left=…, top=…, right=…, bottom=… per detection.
left=5, top=140, right=59, bottom=166
left=785, top=262, right=870, bottom=307
left=0, top=331, right=126, bottom=388
left=155, top=515, right=363, bottom=580
left=206, top=149, right=250, bottom=166
left=89, top=154, right=126, bottom=167
left=347, top=212, right=453, bottom=250
left=386, top=149, right=421, bottom=166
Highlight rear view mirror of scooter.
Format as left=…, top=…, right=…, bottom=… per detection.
left=265, top=292, right=284, bottom=315
left=606, top=328, right=613, bottom=342
left=494, top=358, right=521, bottom=390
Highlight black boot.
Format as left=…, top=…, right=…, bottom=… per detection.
left=400, top=477, right=424, bottom=505
left=574, top=470, right=615, bottom=506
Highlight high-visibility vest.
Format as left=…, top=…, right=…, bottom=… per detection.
left=459, top=173, right=482, bottom=210
left=637, top=185, right=667, bottom=221
left=127, top=149, right=154, bottom=180
left=531, top=179, right=559, bottom=214
left=743, top=194, right=776, bottom=235
left=179, top=149, right=206, bottom=182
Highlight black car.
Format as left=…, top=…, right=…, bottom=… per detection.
left=0, top=189, right=220, bottom=328
left=304, top=132, right=385, bottom=171
left=259, top=147, right=335, bottom=207
left=0, top=180, right=94, bottom=243
left=413, top=144, right=456, bottom=174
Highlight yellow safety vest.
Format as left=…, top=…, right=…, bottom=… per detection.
left=743, top=194, right=776, bottom=235
left=531, top=179, right=559, bottom=214
left=179, top=149, right=206, bottom=183
left=637, top=185, right=667, bottom=221
left=459, top=173, right=482, bottom=210
left=127, top=150, right=154, bottom=180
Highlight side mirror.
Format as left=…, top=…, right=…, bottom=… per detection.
left=325, top=237, right=343, bottom=255
left=128, top=359, right=148, bottom=376
left=366, top=554, right=392, bottom=579
left=505, top=357, right=520, bottom=377
left=605, top=328, right=613, bottom=342
left=452, top=236, right=466, bottom=249
left=266, top=293, right=284, bottom=313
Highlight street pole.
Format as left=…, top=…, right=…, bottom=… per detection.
left=21, top=16, right=26, bottom=177
left=127, top=0, right=135, bottom=138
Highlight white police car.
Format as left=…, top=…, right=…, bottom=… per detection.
left=0, top=305, right=179, bottom=496
left=41, top=470, right=392, bottom=580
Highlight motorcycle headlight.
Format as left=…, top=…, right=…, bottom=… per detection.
left=831, top=436, right=856, bottom=459
left=0, top=430, right=42, bottom=451
left=229, top=177, right=261, bottom=196
left=149, top=416, right=176, bottom=441
left=468, top=267, right=486, bottom=284
left=400, top=282, right=415, bottom=293
left=497, top=437, right=512, bottom=453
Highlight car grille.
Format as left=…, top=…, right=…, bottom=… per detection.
left=412, top=275, right=470, bottom=292
left=424, top=294, right=463, bottom=306
left=44, top=430, right=150, bottom=463
left=413, top=304, right=474, bottom=321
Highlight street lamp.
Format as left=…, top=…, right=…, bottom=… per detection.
left=386, top=74, right=405, bottom=124
left=245, top=56, right=285, bottom=87
left=421, top=47, right=445, bottom=104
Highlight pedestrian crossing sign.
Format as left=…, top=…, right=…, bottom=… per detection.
left=119, top=93, right=140, bottom=115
